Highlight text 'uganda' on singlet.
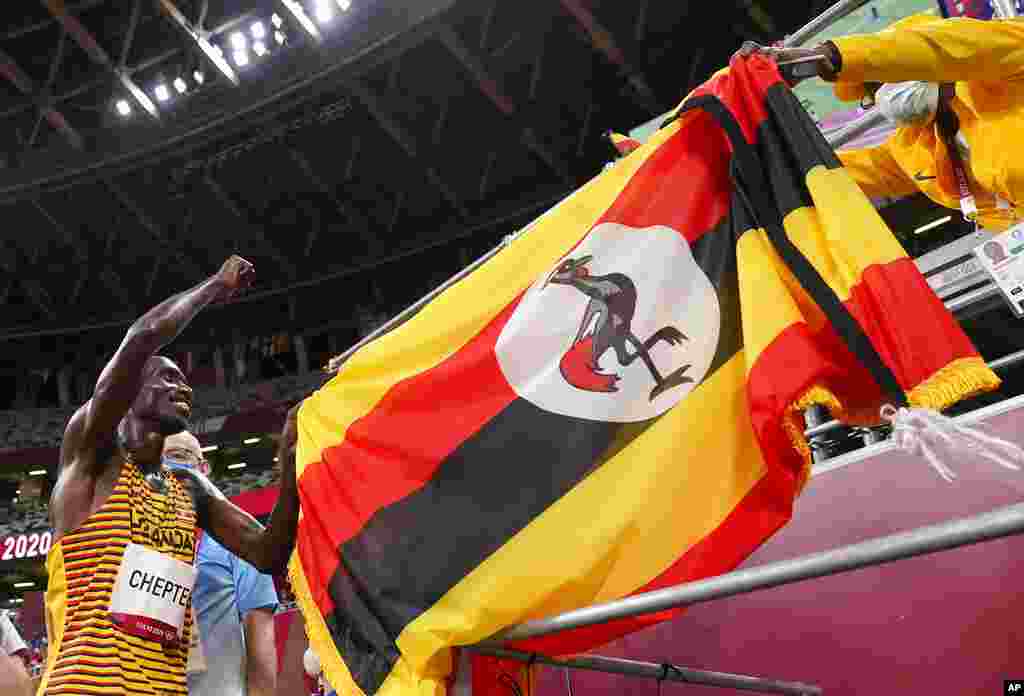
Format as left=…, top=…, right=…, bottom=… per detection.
left=40, top=459, right=198, bottom=695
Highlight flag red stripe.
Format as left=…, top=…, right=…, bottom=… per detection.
left=689, top=57, right=779, bottom=146
left=297, top=300, right=523, bottom=614
left=745, top=257, right=981, bottom=497
left=597, top=112, right=732, bottom=244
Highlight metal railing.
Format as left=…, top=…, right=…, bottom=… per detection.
left=803, top=348, right=1024, bottom=443
left=471, top=501, right=1024, bottom=652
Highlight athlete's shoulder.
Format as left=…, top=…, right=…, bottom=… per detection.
left=60, top=401, right=111, bottom=463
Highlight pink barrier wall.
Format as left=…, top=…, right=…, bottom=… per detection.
left=534, top=404, right=1024, bottom=696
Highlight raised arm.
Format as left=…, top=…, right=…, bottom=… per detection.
left=829, top=16, right=1024, bottom=87
left=739, top=17, right=1024, bottom=91
left=72, top=256, right=254, bottom=462
left=173, top=405, right=300, bottom=574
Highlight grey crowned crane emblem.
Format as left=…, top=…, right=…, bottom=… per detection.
left=543, top=254, right=694, bottom=401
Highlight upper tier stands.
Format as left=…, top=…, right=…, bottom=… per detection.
left=0, top=371, right=325, bottom=451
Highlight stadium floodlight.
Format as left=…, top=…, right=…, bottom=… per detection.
left=279, top=0, right=321, bottom=40
left=193, top=69, right=205, bottom=84
left=314, top=0, right=334, bottom=23
left=230, top=31, right=247, bottom=50
left=198, top=35, right=238, bottom=84
left=243, top=437, right=261, bottom=445
left=233, top=49, right=249, bottom=67
left=156, top=0, right=238, bottom=86
left=154, top=83, right=171, bottom=102
left=13, top=583, right=33, bottom=589
left=28, top=469, right=46, bottom=477
left=253, top=40, right=267, bottom=56
left=251, top=21, right=266, bottom=39
left=337, top=0, right=351, bottom=10
left=201, top=444, right=219, bottom=452
left=271, top=13, right=284, bottom=28
left=115, top=99, right=132, bottom=116
left=274, top=30, right=286, bottom=44
left=173, top=77, right=187, bottom=93
left=228, top=462, right=247, bottom=470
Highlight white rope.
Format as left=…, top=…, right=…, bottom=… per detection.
left=881, top=404, right=1024, bottom=482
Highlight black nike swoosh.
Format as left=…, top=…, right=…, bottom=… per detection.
left=914, top=172, right=936, bottom=181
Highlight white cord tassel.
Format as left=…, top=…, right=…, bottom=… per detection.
left=881, top=405, right=1024, bottom=482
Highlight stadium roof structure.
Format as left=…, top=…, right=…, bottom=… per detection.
left=0, top=0, right=833, bottom=368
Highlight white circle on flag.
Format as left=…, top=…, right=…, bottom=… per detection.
left=495, top=223, right=721, bottom=423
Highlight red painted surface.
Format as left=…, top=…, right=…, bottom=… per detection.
left=534, top=405, right=1024, bottom=696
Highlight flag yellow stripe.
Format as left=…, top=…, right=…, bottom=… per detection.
left=737, top=165, right=907, bottom=368
left=390, top=352, right=764, bottom=686
left=296, top=115, right=689, bottom=477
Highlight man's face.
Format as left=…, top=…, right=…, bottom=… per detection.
left=132, top=356, right=193, bottom=436
left=162, top=431, right=210, bottom=476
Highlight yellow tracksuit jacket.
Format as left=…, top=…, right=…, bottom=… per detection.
left=832, top=16, right=1024, bottom=231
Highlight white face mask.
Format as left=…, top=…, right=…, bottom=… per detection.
left=875, top=81, right=940, bottom=126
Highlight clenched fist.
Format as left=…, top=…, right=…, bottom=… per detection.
left=213, top=255, right=255, bottom=302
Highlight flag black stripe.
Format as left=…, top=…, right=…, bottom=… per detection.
left=680, top=89, right=908, bottom=407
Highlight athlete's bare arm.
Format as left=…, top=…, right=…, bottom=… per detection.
left=51, top=256, right=255, bottom=539
left=172, top=406, right=300, bottom=573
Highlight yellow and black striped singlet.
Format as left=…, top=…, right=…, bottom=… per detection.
left=40, top=459, right=197, bottom=695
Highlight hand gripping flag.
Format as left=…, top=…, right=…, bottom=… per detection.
left=290, top=54, right=998, bottom=696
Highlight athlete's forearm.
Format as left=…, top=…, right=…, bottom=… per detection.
left=189, top=444, right=299, bottom=574
left=250, top=444, right=299, bottom=573
left=129, top=275, right=224, bottom=348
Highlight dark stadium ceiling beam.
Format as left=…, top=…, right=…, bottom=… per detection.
left=41, top=0, right=161, bottom=120
left=284, top=147, right=373, bottom=253
left=145, top=255, right=163, bottom=299
left=634, top=0, right=649, bottom=42
left=436, top=24, right=571, bottom=186
left=1, top=0, right=107, bottom=40
left=0, top=49, right=84, bottom=151
left=28, top=196, right=94, bottom=308
left=388, top=191, right=405, bottom=236
left=29, top=198, right=88, bottom=265
left=0, top=242, right=55, bottom=319
left=479, top=0, right=498, bottom=52
left=345, top=79, right=468, bottom=219
left=156, top=0, right=240, bottom=86
left=196, top=0, right=210, bottom=28
left=556, top=0, right=662, bottom=113
left=102, top=180, right=204, bottom=279
left=202, top=173, right=299, bottom=280
left=1, top=11, right=247, bottom=122
left=119, top=0, right=143, bottom=68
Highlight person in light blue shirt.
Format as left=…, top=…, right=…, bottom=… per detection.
left=164, top=431, right=279, bottom=696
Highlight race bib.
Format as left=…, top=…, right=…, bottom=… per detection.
left=109, top=543, right=197, bottom=645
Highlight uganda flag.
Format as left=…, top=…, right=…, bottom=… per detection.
left=290, top=54, right=997, bottom=696
left=606, top=131, right=642, bottom=157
